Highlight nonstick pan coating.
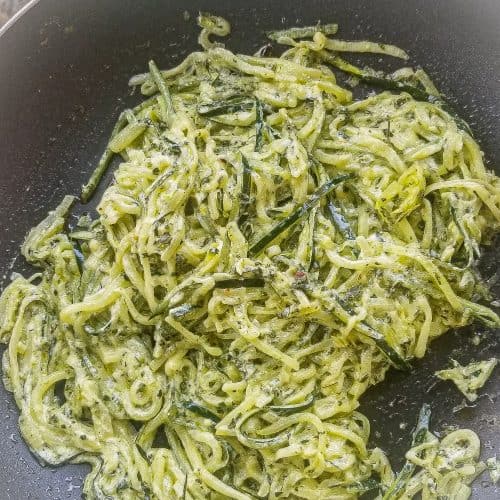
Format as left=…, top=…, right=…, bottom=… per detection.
left=0, top=0, right=499, bottom=498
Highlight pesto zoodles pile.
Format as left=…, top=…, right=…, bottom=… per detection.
left=1, top=14, right=499, bottom=499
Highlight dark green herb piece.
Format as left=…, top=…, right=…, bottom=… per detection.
left=141, top=483, right=152, bottom=500
left=249, top=174, right=353, bottom=257
left=310, top=155, right=357, bottom=248
left=72, top=244, right=85, bottom=273
left=238, top=154, right=252, bottom=230
left=255, top=98, right=265, bottom=151
left=214, top=278, right=265, bottom=289
left=169, top=303, right=202, bottom=321
left=327, top=202, right=355, bottom=240
left=305, top=209, right=317, bottom=271
left=162, top=136, right=182, bottom=153
left=184, top=401, right=220, bottom=423
left=383, top=404, right=431, bottom=499
left=347, top=478, right=380, bottom=493
left=148, top=60, right=175, bottom=126
left=197, top=96, right=255, bottom=117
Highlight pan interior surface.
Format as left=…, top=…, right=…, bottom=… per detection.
left=0, top=0, right=498, bottom=498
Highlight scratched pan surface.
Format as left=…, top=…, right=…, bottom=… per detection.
left=0, top=0, right=499, bottom=498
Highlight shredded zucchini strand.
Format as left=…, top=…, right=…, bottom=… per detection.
left=1, top=14, right=499, bottom=500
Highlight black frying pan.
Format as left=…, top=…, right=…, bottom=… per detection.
left=0, top=1, right=499, bottom=498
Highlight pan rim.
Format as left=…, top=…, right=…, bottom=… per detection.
left=0, top=0, right=40, bottom=39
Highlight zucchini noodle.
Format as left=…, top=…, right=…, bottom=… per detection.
left=436, top=358, right=498, bottom=402
left=0, top=13, right=499, bottom=499
left=396, top=428, right=486, bottom=500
